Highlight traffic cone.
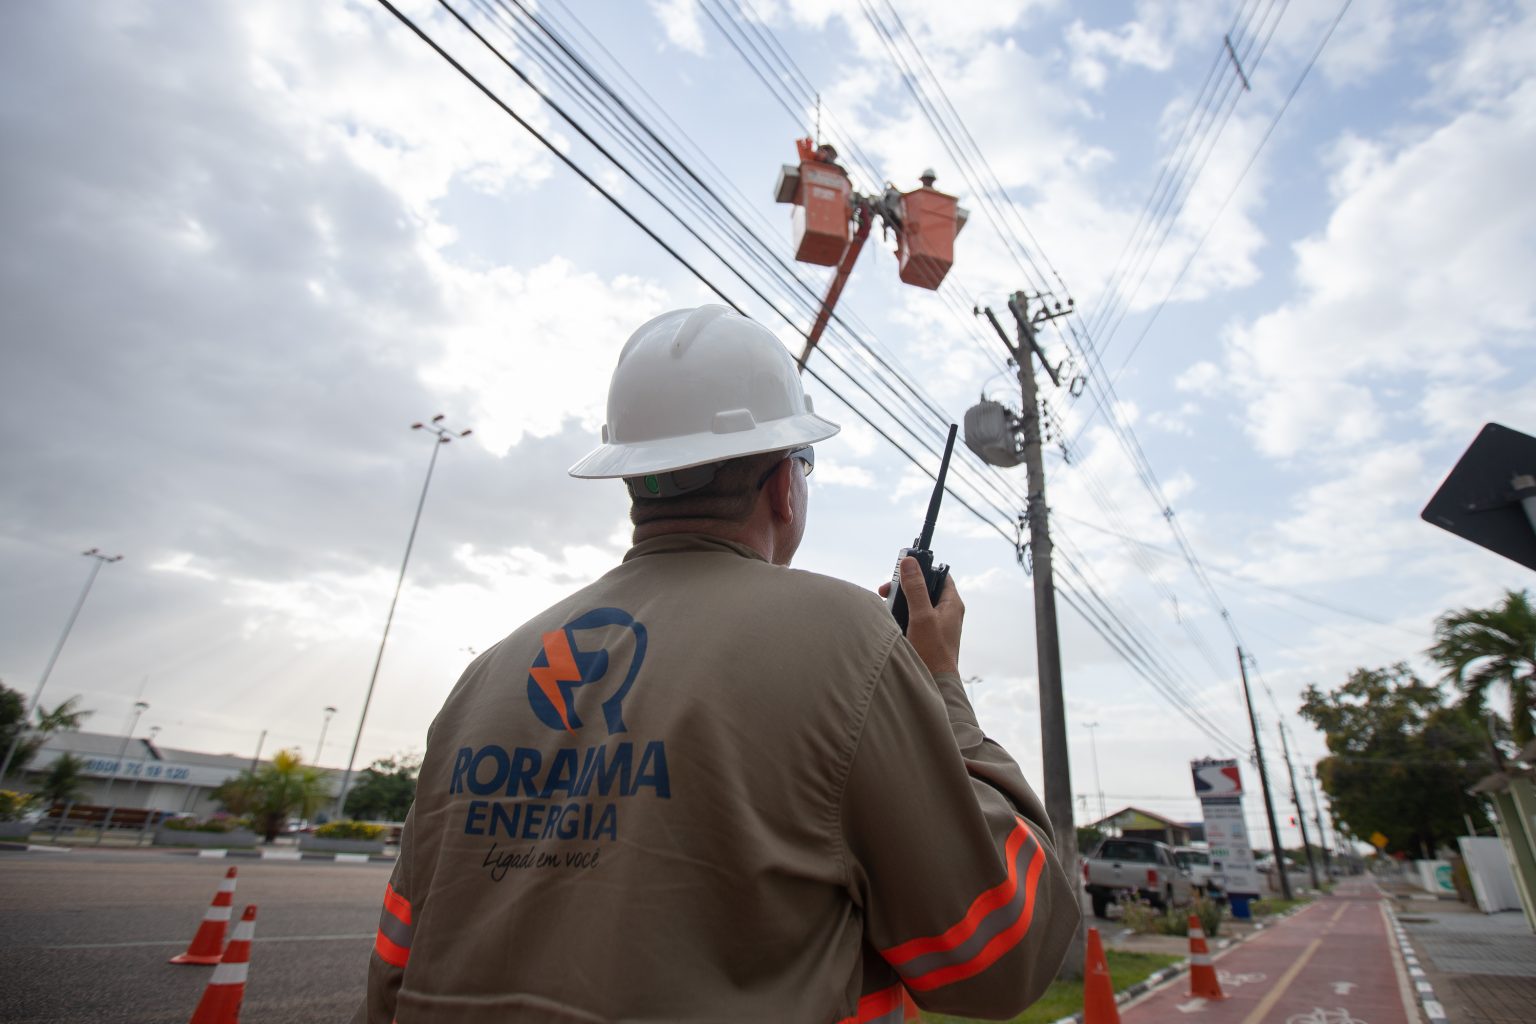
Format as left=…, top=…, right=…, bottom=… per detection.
left=1083, top=926, right=1120, bottom=1024
left=1186, top=913, right=1226, bottom=1000
left=170, top=867, right=238, bottom=965
left=189, top=904, right=256, bottom=1024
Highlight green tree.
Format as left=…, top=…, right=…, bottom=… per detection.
left=1, top=682, right=92, bottom=780
left=1429, top=589, right=1536, bottom=746
left=37, top=753, right=88, bottom=807
left=343, top=753, right=420, bottom=821
left=213, top=749, right=332, bottom=842
left=1076, top=825, right=1107, bottom=855
left=1299, top=664, right=1490, bottom=858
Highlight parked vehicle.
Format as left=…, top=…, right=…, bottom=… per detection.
left=1082, top=837, right=1194, bottom=919
left=1173, top=845, right=1225, bottom=900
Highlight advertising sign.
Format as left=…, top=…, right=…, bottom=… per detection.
left=1192, top=758, right=1260, bottom=897
left=1191, top=758, right=1244, bottom=798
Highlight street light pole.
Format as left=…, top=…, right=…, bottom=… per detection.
left=335, top=415, right=472, bottom=818
left=97, top=700, right=148, bottom=844
left=1084, top=721, right=1105, bottom=824
left=315, top=705, right=337, bottom=766
left=0, top=548, right=122, bottom=781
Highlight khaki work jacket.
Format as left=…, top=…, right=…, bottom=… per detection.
left=355, top=534, right=1078, bottom=1023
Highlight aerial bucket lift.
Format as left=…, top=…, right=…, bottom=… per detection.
left=773, top=138, right=967, bottom=368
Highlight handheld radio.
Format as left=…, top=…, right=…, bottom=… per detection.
left=887, top=424, right=958, bottom=634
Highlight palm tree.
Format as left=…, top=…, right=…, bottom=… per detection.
left=214, top=749, right=333, bottom=841
left=1429, top=589, right=1536, bottom=745
left=34, top=697, right=91, bottom=734
left=0, top=684, right=92, bottom=780
left=37, top=754, right=88, bottom=807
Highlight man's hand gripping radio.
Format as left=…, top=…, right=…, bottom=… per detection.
left=887, top=424, right=958, bottom=634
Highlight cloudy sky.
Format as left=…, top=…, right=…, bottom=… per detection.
left=2, top=0, right=1532, bottom=848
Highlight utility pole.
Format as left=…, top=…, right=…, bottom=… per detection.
left=1236, top=646, right=1292, bottom=900
left=336, top=415, right=472, bottom=818
left=1277, top=719, right=1320, bottom=890
left=0, top=548, right=123, bottom=781
left=976, top=291, right=1081, bottom=977
left=1304, top=766, right=1333, bottom=881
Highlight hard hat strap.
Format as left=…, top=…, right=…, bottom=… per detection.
left=625, top=462, right=721, bottom=500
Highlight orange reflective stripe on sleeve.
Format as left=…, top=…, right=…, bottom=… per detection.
left=833, top=983, right=920, bottom=1024
left=374, top=883, right=414, bottom=969
left=383, top=882, right=413, bottom=925
left=880, top=818, right=1047, bottom=992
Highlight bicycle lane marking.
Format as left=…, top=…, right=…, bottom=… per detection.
left=1261, top=893, right=1415, bottom=1024
left=1120, top=901, right=1334, bottom=1022
left=1247, top=902, right=1413, bottom=1024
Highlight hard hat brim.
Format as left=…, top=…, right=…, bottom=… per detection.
left=568, top=412, right=840, bottom=479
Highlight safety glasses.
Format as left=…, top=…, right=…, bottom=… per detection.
left=756, top=446, right=814, bottom=489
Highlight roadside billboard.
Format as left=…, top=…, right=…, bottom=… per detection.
left=1192, top=758, right=1261, bottom=896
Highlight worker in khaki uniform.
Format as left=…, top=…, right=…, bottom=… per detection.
left=355, top=305, right=1079, bottom=1024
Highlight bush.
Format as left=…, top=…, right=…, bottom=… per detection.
left=162, top=815, right=250, bottom=833
left=1119, top=895, right=1223, bottom=938
left=314, top=820, right=385, bottom=841
left=0, top=790, right=38, bottom=822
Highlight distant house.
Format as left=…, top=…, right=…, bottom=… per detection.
left=1089, top=806, right=1193, bottom=847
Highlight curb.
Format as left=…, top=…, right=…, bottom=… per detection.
left=1385, top=905, right=1449, bottom=1023
left=0, top=841, right=392, bottom=863
left=1044, top=901, right=1317, bottom=1024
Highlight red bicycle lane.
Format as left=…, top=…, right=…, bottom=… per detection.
left=1121, top=880, right=1419, bottom=1024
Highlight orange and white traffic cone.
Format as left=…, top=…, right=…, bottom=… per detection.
left=1082, top=926, right=1121, bottom=1024
left=189, top=904, right=256, bottom=1024
left=170, top=867, right=237, bottom=965
left=1186, top=913, right=1226, bottom=1000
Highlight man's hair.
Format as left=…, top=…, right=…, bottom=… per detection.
left=628, top=449, right=788, bottom=528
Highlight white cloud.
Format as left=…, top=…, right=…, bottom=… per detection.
left=421, top=256, right=669, bottom=451
left=1224, top=72, right=1536, bottom=457
left=1176, top=360, right=1221, bottom=394
left=650, top=0, right=707, bottom=55
left=815, top=461, right=877, bottom=488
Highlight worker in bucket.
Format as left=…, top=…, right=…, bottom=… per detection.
left=355, top=305, right=1078, bottom=1023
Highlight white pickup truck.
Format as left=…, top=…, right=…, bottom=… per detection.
left=1082, top=837, right=1195, bottom=919
left=1173, top=845, right=1225, bottom=899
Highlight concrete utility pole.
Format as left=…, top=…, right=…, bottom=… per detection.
left=0, top=547, right=122, bottom=781
left=1277, top=719, right=1321, bottom=890
left=977, top=292, right=1081, bottom=977
left=1304, top=766, right=1334, bottom=880
left=336, top=415, right=472, bottom=818
left=1236, top=646, right=1293, bottom=900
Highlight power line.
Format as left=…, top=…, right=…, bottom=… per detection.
left=1108, top=0, right=1356, bottom=382
left=381, top=0, right=1273, bottom=757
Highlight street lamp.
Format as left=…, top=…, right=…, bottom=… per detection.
left=97, top=700, right=148, bottom=844
left=335, top=415, right=471, bottom=817
left=315, top=705, right=337, bottom=766
left=1084, top=721, right=1106, bottom=823
left=0, top=548, right=123, bottom=781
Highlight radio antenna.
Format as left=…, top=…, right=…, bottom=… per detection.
left=917, top=425, right=958, bottom=550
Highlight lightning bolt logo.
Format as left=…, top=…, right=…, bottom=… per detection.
left=525, top=609, right=646, bottom=735
left=528, top=630, right=588, bottom=732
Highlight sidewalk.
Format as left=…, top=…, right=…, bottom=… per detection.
left=1383, top=879, right=1536, bottom=1024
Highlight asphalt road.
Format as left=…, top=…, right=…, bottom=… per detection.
left=0, top=848, right=386, bottom=1024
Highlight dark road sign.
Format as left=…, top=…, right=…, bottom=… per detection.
left=1422, top=422, right=1536, bottom=572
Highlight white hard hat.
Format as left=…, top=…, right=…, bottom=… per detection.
left=569, top=305, right=840, bottom=479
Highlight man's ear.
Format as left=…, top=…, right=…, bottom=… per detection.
left=764, top=459, right=795, bottom=526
